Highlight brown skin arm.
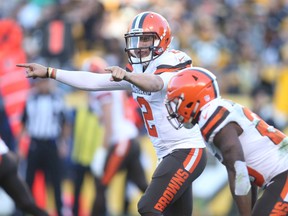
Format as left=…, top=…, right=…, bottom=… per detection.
left=213, top=122, right=252, bottom=216
left=105, top=66, right=164, bottom=92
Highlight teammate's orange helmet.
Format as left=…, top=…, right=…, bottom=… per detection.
left=125, top=11, right=171, bottom=65
left=165, top=67, right=220, bottom=129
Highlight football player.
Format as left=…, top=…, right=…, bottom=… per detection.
left=83, top=57, right=148, bottom=216
left=17, top=11, right=207, bottom=215
left=165, top=67, right=288, bottom=216
left=0, top=138, right=48, bottom=216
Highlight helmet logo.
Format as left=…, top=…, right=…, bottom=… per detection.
left=192, top=75, right=198, bottom=81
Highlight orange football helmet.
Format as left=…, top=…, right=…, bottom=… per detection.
left=165, top=67, right=220, bottom=129
left=125, top=11, right=171, bottom=65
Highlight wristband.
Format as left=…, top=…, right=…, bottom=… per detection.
left=234, top=161, right=251, bottom=195
left=46, top=67, right=57, bottom=79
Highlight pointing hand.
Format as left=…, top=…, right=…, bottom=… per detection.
left=16, top=63, right=48, bottom=79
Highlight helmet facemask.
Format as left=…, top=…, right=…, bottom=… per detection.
left=165, top=93, right=199, bottom=130
left=125, top=32, right=161, bottom=65
left=165, top=95, right=184, bottom=130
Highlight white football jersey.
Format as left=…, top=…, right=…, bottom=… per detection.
left=199, top=98, right=288, bottom=187
left=129, top=49, right=206, bottom=158
left=57, top=49, right=206, bottom=158
left=0, top=138, right=9, bottom=155
left=89, top=91, right=138, bottom=145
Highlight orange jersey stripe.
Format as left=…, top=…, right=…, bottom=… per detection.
left=101, top=140, right=131, bottom=185
left=101, top=153, right=122, bottom=185
left=125, top=63, right=133, bottom=72
left=201, top=106, right=230, bottom=142
left=243, top=107, right=286, bottom=145
left=183, top=148, right=203, bottom=173
left=247, top=166, right=265, bottom=187
left=154, top=60, right=192, bottom=75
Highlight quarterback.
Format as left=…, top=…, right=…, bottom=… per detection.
left=18, top=11, right=206, bottom=216
left=165, top=67, right=288, bottom=216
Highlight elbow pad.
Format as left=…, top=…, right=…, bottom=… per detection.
left=234, top=161, right=251, bottom=195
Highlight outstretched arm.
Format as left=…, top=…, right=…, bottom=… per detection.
left=16, top=63, right=131, bottom=91
left=214, top=122, right=252, bottom=216
left=105, top=66, right=164, bottom=92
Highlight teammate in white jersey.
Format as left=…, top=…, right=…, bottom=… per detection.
left=0, top=138, right=48, bottom=215
left=83, top=57, right=148, bottom=215
left=89, top=90, right=149, bottom=215
left=17, top=11, right=207, bottom=215
left=165, top=67, right=288, bottom=216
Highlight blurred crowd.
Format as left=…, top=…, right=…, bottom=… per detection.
left=1, top=0, right=288, bottom=123
left=1, top=0, right=288, bottom=215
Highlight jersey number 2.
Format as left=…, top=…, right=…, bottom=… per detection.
left=136, top=97, right=158, bottom=137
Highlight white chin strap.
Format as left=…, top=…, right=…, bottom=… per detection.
left=131, top=52, right=153, bottom=64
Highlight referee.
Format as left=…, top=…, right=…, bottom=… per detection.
left=20, top=79, right=69, bottom=216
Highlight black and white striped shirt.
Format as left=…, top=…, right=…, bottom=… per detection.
left=22, top=92, right=66, bottom=139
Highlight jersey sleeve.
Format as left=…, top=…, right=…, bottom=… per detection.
left=155, top=50, right=193, bottom=89
left=56, top=69, right=132, bottom=91
left=199, top=99, right=235, bottom=143
left=159, top=72, right=177, bottom=89
left=125, top=63, right=133, bottom=72
left=154, top=50, right=192, bottom=75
